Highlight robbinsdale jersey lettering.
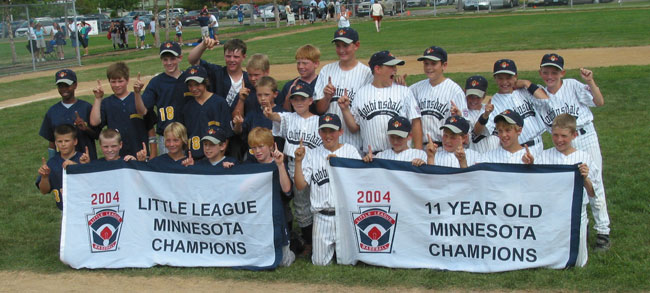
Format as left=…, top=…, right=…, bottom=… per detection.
left=272, top=112, right=321, bottom=177
left=313, top=61, right=373, bottom=150
left=434, top=148, right=482, bottom=168
left=376, top=148, right=427, bottom=162
left=486, top=89, right=547, bottom=145
left=478, top=147, right=528, bottom=164
left=301, top=144, right=361, bottom=213
left=409, top=78, right=468, bottom=143
left=351, top=83, right=421, bottom=154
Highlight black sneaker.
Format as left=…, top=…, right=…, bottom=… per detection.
left=596, top=234, right=611, bottom=251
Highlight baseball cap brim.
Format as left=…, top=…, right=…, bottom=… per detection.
left=290, top=92, right=311, bottom=99
left=495, top=114, right=518, bottom=125
left=493, top=69, right=516, bottom=76
left=540, top=62, right=563, bottom=70
left=160, top=49, right=180, bottom=56
left=185, top=76, right=205, bottom=83
left=56, top=79, right=75, bottom=85
left=201, top=136, right=221, bottom=144
left=332, top=37, right=354, bottom=44
left=439, top=125, right=464, bottom=134
left=319, top=123, right=340, bottom=130
left=387, top=129, right=408, bottom=138
left=466, top=89, right=485, bottom=97
left=384, top=59, right=405, bottom=66
left=417, top=56, right=442, bottom=62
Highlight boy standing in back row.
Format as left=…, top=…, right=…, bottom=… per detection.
left=536, top=53, right=610, bottom=250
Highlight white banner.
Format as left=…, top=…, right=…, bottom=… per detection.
left=331, top=158, right=582, bottom=273
left=61, top=161, right=284, bottom=269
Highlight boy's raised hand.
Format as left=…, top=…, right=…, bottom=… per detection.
left=425, top=134, right=438, bottom=157
left=580, top=68, right=594, bottom=82
left=362, top=145, right=373, bottom=163
left=450, top=101, right=460, bottom=116
left=239, top=84, right=250, bottom=101
left=74, top=111, right=89, bottom=131
left=522, top=144, right=534, bottom=164
left=454, top=145, right=466, bottom=161
left=92, top=80, right=104, bottom=99
left=272, top=142, right=285, bottom=166
left=79, top=146, right=90, bottom=164
left=263, top=106, right=273, bottom=118
left=38, top=157, right=51, bottom=177
left=181, top=150, right=194, bottom=167
left=324, top=76, right=336, bottom=99
left=483, top=98, right=494, bottom=116
left=337, top=89, right=350, bottom=110
left=136, top=142, right=148, bottom=161
left=133, top=72, right=144, bottom=94
left=394, top=73, right=408, bottom=86
left=294, top=139, right=305, bottom=162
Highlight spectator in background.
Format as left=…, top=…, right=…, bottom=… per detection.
left=52, top=22, right=65, bottom=59
left=175, top=18, right=183, bottom=44
left=136, top=16, right=147, bottom=49
left=237, top=4, right=244, bottom=25
left=209, top=11, right=220, bottom=44
left=198, top=11, right=210, bottom=39
left=109, top=20, right=119, bottom=50
left=337, top=5, right=350, bottom=28
left=318, top=0, right=327, bottom=21
left=150, top=16, right=157, bottom=46
left=118, top=20, right=128, bottom=48
left=67, top=19, right=78, bottom=48
left=79, top=20, right=91, bottom=56
left=34, top=22, right=46, bottom=62
left=133, top=16, right=140, bottom=49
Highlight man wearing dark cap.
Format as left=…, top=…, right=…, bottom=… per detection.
left=40, top=69, right=98, bottom=160
left=410, top=46, right=469, bottom=149
left=339, top=50, right=422, bottom=155
left=133, top=41, right=189, bottom=156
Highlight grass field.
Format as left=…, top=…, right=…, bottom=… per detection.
left=0, top=6, right=649, bottom=291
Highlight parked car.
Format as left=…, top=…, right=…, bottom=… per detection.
left=209, top=8, right=227, bottom=20
left=487, top=0, right=519, bottom=7
left=226, top=4, right=254, bottom=18
left=182, top=10, right=201, bottom=26
left=259, top=4, right=287, bottom=20
left=358, top=0, right=401, bottom=16
left=158, top=8, right=185, bottom=21
left=406, top=0, right=424, bottom=6
left=85, top=14, right=111, bottom=31
left=127, top=10, right=151, bottom=18
left=435, top=0, right=455, bottom=5
left=15, top=17, right=54, bottom=37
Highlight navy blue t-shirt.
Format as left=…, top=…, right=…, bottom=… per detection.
left=99, top=92, right=151, bottom=157
left=197, top=16, right=211, bottom=27
left=142, top=71, right=191, bottom=135
left=183, top=94, right=233, bottom=160
left=39, top=100, right=99, bottom=160
left=35, top=151, right=83, bottom=210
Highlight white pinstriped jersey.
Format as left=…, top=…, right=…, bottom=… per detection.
left=301, top=144, right=362, bottom=212
left=537, top=148, right=601, bottom=202
left=272, top=112, right=322, bottom=177
left=351, top=83, right=421, bottom=153
left=486, top=89, right=547, bottom=144
left=478, top=147, right=528, bottom=164
left=376, top=148, right=427, bottom=162
left=313, top=61, right=373, bottom=150
left=538, top=79, right=596, bottom=130
left=409, top=78, right=468, bottom=142
left=434, top=148, right=482, bottom=168
left=467, top=107, right=500, bottom=153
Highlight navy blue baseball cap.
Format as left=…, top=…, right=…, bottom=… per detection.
left=55, top=69, right=77, bottom=85
left=290, top=80, right=314, bottom=98
left=493, top=59, right=517, bottom=76
left=160, top=41, right=182, bottom=57
left=495, top=109, right=524, bottom=127
left=368, top=50, right=405, bottom=69
left=387, top=116, right=411, bottom=138
left=465, top=75, right=488, bottom=97
left=319, top=113, right=341, bottom=130
left=185, top=66, right=208, bottom=84
left=440, top=115, right=470, bottom=134
left=417, top=46, right=448, bottom=62
left=540, top=53, right=564, bottom=70
left=332, top=27, right=359, bottom=44
left=201, top=126, right=228, bottom=144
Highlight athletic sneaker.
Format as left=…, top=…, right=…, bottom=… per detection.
left=596, top=234, right=611, bottom=251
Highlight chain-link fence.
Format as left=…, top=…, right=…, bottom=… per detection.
left=0, top=1, right=82, bottom=77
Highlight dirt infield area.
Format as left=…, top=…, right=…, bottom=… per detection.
left=1, top=46, right=649, bottom=110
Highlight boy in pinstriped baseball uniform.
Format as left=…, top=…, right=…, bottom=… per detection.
left=428, top=115, right=482, bottom=168
left=313, top=27, right=373, bottom=151
left=339, top=51, right=423, bottom=155
left=477, top=110, right=535, bottom=165
left=410, top=46, right=469, bottom=147
left=537, top=113, right=600, bottom=265
left=294, top=113, right=362, bottom=265
left=464, top=75, right=500, bottom=153
left=265, top=80, right=322, bottom=257
left=473, top=59, right=550, bottom=156
left=362, top=116, right=428, bottom=166
left=536, top=53, right=610, bottom=250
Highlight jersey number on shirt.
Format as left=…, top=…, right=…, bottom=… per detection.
left=158, top=106, right=175, bottom=122
left=190, top=136, right=201, bottom=150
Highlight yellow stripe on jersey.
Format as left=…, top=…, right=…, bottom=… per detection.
left=130, top=114, right=144, bottom=119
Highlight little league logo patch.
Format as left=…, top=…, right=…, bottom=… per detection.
left=352, top=207, right=398, bottom=253
left=337, top=29, right=346, bottom=36
left=471, top=80, right=479, bottom=87
left=501, top=61, right=509, bottom=68
left=165, top=42, right=173, bottom=48
left=86, top=206, right=124, bottom=253
left=550, top=55, right=557, bottom=61
left=58, top=71, right=66, bottom=78
left=189, top=68, right=198, bottom=75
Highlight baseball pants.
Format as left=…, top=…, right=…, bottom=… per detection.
left=312, top=212, right=336, bottom=266
left=293, top=185, right=313, bottom=227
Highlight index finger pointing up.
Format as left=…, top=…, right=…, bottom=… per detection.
left=328, top=76, right=332, bottom=85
